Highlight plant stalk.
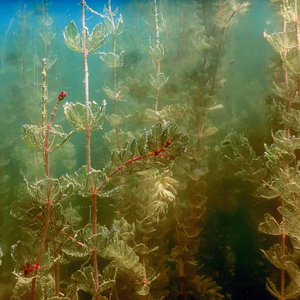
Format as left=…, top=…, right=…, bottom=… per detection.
left=153, top=0, right=161, bottom=111
left=210, top=0, right=246, bottom=96
left=81, top=1, right=100, bottom=298
left=31, top=61, right=63, bottom=299
left=108, top=0, right=121, bottom=150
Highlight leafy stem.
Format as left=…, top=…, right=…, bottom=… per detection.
left=81, top=1, right=99, bottom=298
left=153, top=0, right=161, bottom=112
left=95, top=139, right=172, bottom=195
left=31, top=61, right=66, bottom=299
left=210, top=0, right=248, bottom=96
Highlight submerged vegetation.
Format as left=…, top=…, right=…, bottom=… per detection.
left=1, top=0, right=299, bottom=299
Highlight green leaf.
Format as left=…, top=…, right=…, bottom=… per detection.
left=104, top=123, right=188, bottom=178
left=104, top=14, right=124, bottom=35
left=11, top=241, right=36, bottom=269
left=63, top=20, right=82, bottom=52
left=100, top=51, right=124, bottom=68
left=64, top=100, right=106, bottom=132
left=103, top=85, right=128, bottom=101
left=266, top=277, right=281, bottom=300
left=261, top=244, right=288, bottom=270
left=147, top=44, right=165, bottom=60
left=202, top=126, right=218, bottom=138
left=106, top=114, right=124, bottom=127
left=65, top=166, right=102, bottom=197
left=71, top=266, right=99, bottom=295
left=112, top=218, right=135, bottom=242
left=115, top=15, right=124, bottom=35
left=258, top=213, right=282, bottom=235
left=281, top=109, right=300, bottom=133
left=133, top=243, right=158, bottom=255
left=10, top=198, right=45, bottom=234
left=25, top=178, right=73, bottom=204
left=39, top=30, right=56, bottom=46
left=284, top=261, right=300, bottom=299
left=263, top=31, right=282, bottom=53
left=221, top=132, right=267, bottom=184
left=87, top=23, right=107, bottom=53
left=215, top=0, right=250, bottom=28
left=61, top=226, right=90, bottom=258
left=149, top=72, right=169, bottom=89
left=253, top=182, right=280, bottom=199
left=64, top=21, right=106, bottom=53
left=11, top=241, right=53, bottom=276
left=22, top=124, right=72, bottom=152
left=136, top=284, right=150, bottom=296
left=37, top=15, right=53, bottom=27
left=101, top=236, right=145, bottom=278
left=101, top=5, right=119, bottom=18
left=82, top=223, right=111, bottom=250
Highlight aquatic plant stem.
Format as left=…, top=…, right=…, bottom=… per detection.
left=54, top=246, right=60, bottom=296
left=95, top=141, right=172, bottom=194
left=81, top=2, right=100, bottom=298
left=1, top=17, right=14, bottom=74
left=142, top=254, right=149, bottom=300
left=82, top=2, right=91, bottom=174
left=112, top=33, right=121, bottom=150
left=210, top=0, right=246, bottom=96
left=294, top=1, right=300, bottom=96
left=108, top=0, right=121, bottom=150
left=153, top=0, right=161, bottom=111
left=31, top=69, right=64, bottom=299
left=21, top=4, right=28, bottom=85
left=280, top=4, right=288, bottom=297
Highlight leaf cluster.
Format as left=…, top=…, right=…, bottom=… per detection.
left=22, top=124, right=72, bottom=152
left=64, top=100, right=106, bottom=132
left=63, top=20, right=107, bottom=53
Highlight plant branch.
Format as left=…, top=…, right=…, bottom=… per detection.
left=95, top=140, right=172, bottom=194
left=153, top=0, right=161, bottom=111
left=31, top=63, right=65, bottom=299
left=81, top=1, right=99, bottom=298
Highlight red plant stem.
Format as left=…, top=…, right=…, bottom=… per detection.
left=31, top=97, right=62, bottom=300
left=95, top=141, right=172, bottom=195
left=33, top=213, right=90, bottom=250
left=142, top=254, right=149, bottom=300
left=59, top=229, right=89, bottom=249
left=81, top=2, right=99, bottom=298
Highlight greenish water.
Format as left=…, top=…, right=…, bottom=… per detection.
left=0, top=0, right=294, bottom=299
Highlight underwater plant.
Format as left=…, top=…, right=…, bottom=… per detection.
left=11, top=59, right=73, bottom=299
left=2, top=0, right=271, bottom=299
left=220, top=0, right=300, bottom=299
left=99, top=0, right=125, bottom=150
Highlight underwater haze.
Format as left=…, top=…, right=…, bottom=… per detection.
left=0, top=0, right=298, bottom=299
